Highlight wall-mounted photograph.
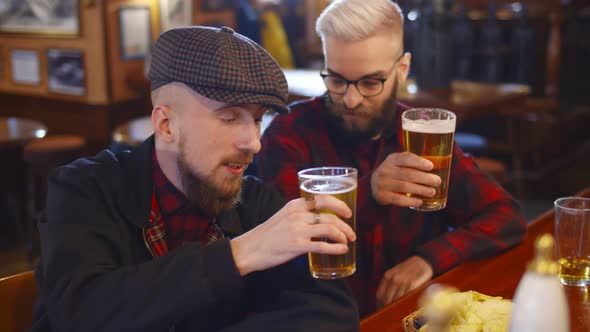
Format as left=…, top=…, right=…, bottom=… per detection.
left=10, top=49, right=40, bottom=85
left=47, top=49, right=85, bottom=96
left=159, top=0, right=193, bottom=32
left=118, top=6, right=151, bottom=61
left=0, top=0, right=79, bottom=36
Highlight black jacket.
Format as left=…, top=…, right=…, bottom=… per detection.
left=32, top=137, right=359, bottom=332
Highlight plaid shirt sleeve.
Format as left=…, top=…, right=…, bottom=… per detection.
left=258, top=116, right=389, bottom=228
left=258, top=115, right=310, bottom=200
left=414, top=145, right=527, bottom=275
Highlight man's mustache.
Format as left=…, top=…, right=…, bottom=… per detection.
left=222, top=154, right=253, bottom=165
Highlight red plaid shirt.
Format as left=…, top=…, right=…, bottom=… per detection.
left=143, top=150, right=224, bottom=257
left=258, top=96, right=527, bottom=315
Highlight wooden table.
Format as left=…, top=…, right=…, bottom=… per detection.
left=0, top=117, right=47, bottom=146
left=0, top=117, right=47, bottom=244
left=398, top=80, right=530, bottom=122
left=111, top=116, right=153, bottom=147
left=360, top=187, right=590, bottom=332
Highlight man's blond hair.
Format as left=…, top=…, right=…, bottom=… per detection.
left=316, top=0, right=404, bottom=47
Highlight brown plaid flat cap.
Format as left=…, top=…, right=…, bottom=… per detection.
left=148, top=26, right=288, bottom=114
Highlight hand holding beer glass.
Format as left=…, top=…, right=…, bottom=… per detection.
left=298, top=167, right=357, bottom=279
left=402, top=108, right=456, bottom=211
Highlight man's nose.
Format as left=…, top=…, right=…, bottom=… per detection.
left=342, top=84, right=364, bottom=109
left=237, top=121, right=261, bottom=154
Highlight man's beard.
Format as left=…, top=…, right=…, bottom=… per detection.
left=176, top=138, right=252, bottom=216
left=325, top=80, right=399, bottom=142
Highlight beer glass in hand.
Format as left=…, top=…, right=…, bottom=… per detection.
left=298, top=167, right=357, bottom=279
left=402, top=108, right=456, bottom=211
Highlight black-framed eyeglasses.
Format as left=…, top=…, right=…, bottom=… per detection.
left=320, top=53, right=404, bottom=97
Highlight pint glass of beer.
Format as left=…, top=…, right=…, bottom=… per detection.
left=402, top=108, right=456, bottom=211
left=554, top=197, right=590, bottom=286
left=298, top=167, right=357, bottom=279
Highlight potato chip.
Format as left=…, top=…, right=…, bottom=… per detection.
left=419, top=290, right=512, bottom=332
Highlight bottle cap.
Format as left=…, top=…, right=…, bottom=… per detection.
left=527, top=233, right=559, bottom=275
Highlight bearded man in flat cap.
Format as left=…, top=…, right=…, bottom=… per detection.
left=31, top=26, right=359, bottom=332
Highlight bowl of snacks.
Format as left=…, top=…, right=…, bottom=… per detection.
left=403, top=285, right=513, bottom=332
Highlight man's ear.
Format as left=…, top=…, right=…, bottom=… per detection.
left=151, top=104, right=175, bottom=144
left=396, top=52, right=412, bottom=83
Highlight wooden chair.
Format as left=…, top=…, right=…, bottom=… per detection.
left=23, top=135, right=87, bottom=258
left=0, top=270, right=37, bottom=332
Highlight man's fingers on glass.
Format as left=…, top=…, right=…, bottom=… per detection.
left=307, top=240, right=349, bottom=255
left=395, top=181, right=436, bottom=198
left=307, top=213, right=354, bottom=242
left=326, top=212, right=355, bottom=241
left=314, top=194, right=352, bottom=219
left=398, top=167, right=441, bottom=187
left=390, top=152, right=433, bottom=170
left=304, top=194, right=316, bottom=211
left=313, top=212, right=321, bottom=224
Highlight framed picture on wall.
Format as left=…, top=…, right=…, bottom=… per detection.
left=47, top=49, right=86, bottom=96
left=118, top=6, right=152, bottom=61
left=10, top=49, right=40, bottom=85
left=0, top=0, right=80, bottom=36
left=159, top=0, right=193, bottom=32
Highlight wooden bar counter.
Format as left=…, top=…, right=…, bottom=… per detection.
left=360, top=187, right=590, bottom=332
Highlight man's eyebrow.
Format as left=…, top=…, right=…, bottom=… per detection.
left=326, top=68, right=388, bottom=79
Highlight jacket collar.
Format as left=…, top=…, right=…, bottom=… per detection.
left=117, top=135, right=156, bottom=229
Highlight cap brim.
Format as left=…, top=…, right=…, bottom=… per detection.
left=188, top=84, right=289, bottom=114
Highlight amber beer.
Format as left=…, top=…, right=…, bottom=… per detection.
left=402, top=108, right=456, bottom=211
left=554, top=197, right=590, bottom=286
left=298, top=167, right=357, bottom=279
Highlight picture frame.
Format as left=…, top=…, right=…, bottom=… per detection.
left=10, top=49, right=41, bottom=85
left=0, top=0, right=80, bottom=36
left=159, top=0, right=193, bottom=32
left=47, top=49, right=86, bottom=96
left=118, top=6, right=152, bottom=61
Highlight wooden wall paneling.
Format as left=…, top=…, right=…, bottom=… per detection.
left=0, top=3, right=109, bottom=104
left=195, top=11, right=236, bottom=28
left=105, top=0, right=160, bottom=104
left=0, top=93, right=109, bottom=149
left=0, top=92, right=150, bottom=151
left=303, top=0, right=329, bottom=59
left=0, top=47, right=6, bottom=89
left=194, top=0, right=236, bottom=28
left=79, top=0, right=109, bottom=105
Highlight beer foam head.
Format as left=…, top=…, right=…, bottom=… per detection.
left=402, top=118, right=456, bottom=134
left=300, top=177, right=357, bottom=195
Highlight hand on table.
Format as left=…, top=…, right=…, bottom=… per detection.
left=370, top=152, right=441, bottom=207
left=230, top=195, right=356, bottom=276
left=376, top=255, right=434, bottom=308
